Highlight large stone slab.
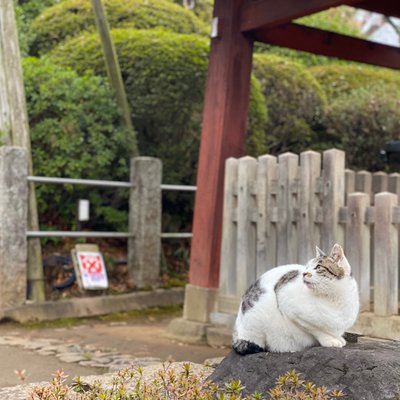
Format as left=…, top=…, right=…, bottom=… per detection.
left=210, top=341, right=400, bottom=400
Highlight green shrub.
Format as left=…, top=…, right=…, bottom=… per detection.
left=29, top=366, right=344, bottom=399
left=46, top=28, right=267, bottom=232
left=47, top=28, right=267, bottom=184
left=16, top=0, right=60, bottom=22
left=252, top=53, right=326, bottom=155
left=172, top=0, right=213, bottom=24
left=28, top=0, right=208, bottom=56
left=23, top=57, right=137, bottom=231
left=323, top=87, right=400, bottom=171
left=310, top=63, right=400, bottom=100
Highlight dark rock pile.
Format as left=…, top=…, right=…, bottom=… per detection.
left=210, top=341, right=400, bottom=400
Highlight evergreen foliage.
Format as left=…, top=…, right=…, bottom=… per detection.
left=252, top=53, right=327, bottom=155
left=323, top=87, right=400, bottom=171
left=310, top=63, right=400, bottom=100
left=47, top=28, right=267, bottom=184
left=28, top=0, right=208, bottom=56
left=23, top=57, right=137, bottom=230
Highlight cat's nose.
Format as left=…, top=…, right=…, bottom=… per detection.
left=303, top=272, right=312, bottom=278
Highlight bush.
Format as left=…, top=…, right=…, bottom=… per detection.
left=29, top=366, right=344, bottom=399
left=172, top=0, right=213, bottom=24
left=310, top=63, right=400, bottom=100
left=46, top=28, right=267, bottom=231
left=252, top=53, right=326, bottom=155
left=23, top=57, right=137, bottom=231
left=323, top=87, right=400, bottom=171
left=47, top=28, right=267, bottom=183
left=28, top=0, right=208, bottom=56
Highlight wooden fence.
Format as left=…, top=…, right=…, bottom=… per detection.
left=218, top=148, right=400, bottom=325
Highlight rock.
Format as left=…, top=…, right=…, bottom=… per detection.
left=209, top=341, right=400, bottom=400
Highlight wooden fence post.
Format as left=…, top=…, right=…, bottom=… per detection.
left=219, top=158, right=238, bottom=298
left=128, top=157, right=162, bottom=288
left=388, top=173, right=400, bottom=199
left=321, top=149, right=345, bottom=252
left=298, top=151, right=321, bottom=264
left=346, top=192, right=370, bottom=311
left=374, top=192, right=398, bottom=316
left=372, top=172, right=388, bottom=195
left=345, top=169, right=355, bottom=198
left=277, top=153, right=299, bottom=265
left=0, top=146, right=28, bottom=310
left=355, top=171, right=372, bottom=198
left=256, top=155, right=277, bottom=275
left=236, top=156, right=258, bottom=297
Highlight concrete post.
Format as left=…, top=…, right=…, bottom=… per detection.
left=128, top=157, right=162, bottom=288
left=0, top=146, right=28, bottom=311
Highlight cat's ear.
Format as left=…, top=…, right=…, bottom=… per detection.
left=330, top=244, right=351, bottom=275
left=315, top=246, right=326, bottom=258
left=330, top=243, right=344, bottom=263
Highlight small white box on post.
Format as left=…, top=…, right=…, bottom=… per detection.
left=78, top=199, right=90, bottom=221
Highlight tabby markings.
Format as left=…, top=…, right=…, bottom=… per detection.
left=274, top=270, right=299, bottom=293
left=241, top=279, right=264, bottom=314
left=232, top=339, right=265, bottom=355
left=316, top=257, right=344, bottom=279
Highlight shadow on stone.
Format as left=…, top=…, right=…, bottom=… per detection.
left=209, top=341, right=400, bottom=400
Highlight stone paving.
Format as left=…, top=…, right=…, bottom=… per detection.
left=0, top=335, right=165, bottom=373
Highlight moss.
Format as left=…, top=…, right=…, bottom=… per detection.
left=310, top=63, right=400, bottom=100
left=18, top=305, right=183, bottom=329
left=28, top=0, right=208, bottom=55
left=252, top=53, right=326, bottom=155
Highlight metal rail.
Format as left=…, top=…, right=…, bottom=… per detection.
left=27, top=176, right=196, bottom=239
left=28, top=176, right=132, bottom=188
left=27, top=231, right=133, bottom=238
left=28, top=176, right=197, bottom=191
left=161, top=184, right=197, bottom=192
left=161, top=233, right=193, bottom=239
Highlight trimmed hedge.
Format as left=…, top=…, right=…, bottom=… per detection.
left=46, top=28, right=267, bottom=231
left=310, top=63, right=400, bottom=100
left=47, top=28, right=267, bottom=184
left=252, top=53, right=326, bottom=155
left=23, top=57, right=137, bottom=230
left=28, top=0, right=208, bottom=56
left=323, top=87, right=400, bottom=172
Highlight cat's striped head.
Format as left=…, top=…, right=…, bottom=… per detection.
left=303, top=244, right=351, bottom=293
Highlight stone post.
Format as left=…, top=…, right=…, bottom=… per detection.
left=0, top=146, right=28, bottom=311
left=128, top=157, right=162, bottom=288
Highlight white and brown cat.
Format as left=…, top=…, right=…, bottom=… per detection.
left=232, top=244, right=359, bottom=354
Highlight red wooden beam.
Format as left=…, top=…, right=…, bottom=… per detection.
left=189, top=0, right=254, bottom=288
left=357, top=0, right=400, bottom=19
left=240, top=0, right=363, bottom=32
left=253, top=23, right=400, bottom=70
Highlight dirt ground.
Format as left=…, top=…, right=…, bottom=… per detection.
left=0, top=311, right=230, bottom=388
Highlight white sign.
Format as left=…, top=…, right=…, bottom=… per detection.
left=76, top=251, right=108, bottom=290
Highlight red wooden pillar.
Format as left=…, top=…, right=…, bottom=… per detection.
left=185, top=0, right=253, bottom=321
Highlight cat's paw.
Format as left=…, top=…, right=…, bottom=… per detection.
left=319, top=337, right=344, bottom=348
left=339, top=336, right=346, bottom=346
left=232, top=339, right=265, bottom=355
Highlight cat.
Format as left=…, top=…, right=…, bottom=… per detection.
left=232, top=243, right=359, bottom=354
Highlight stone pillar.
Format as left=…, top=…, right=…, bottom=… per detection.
left=0, top=146, right=28, bottom=311
left=128, top=157, right=162, bottom=288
